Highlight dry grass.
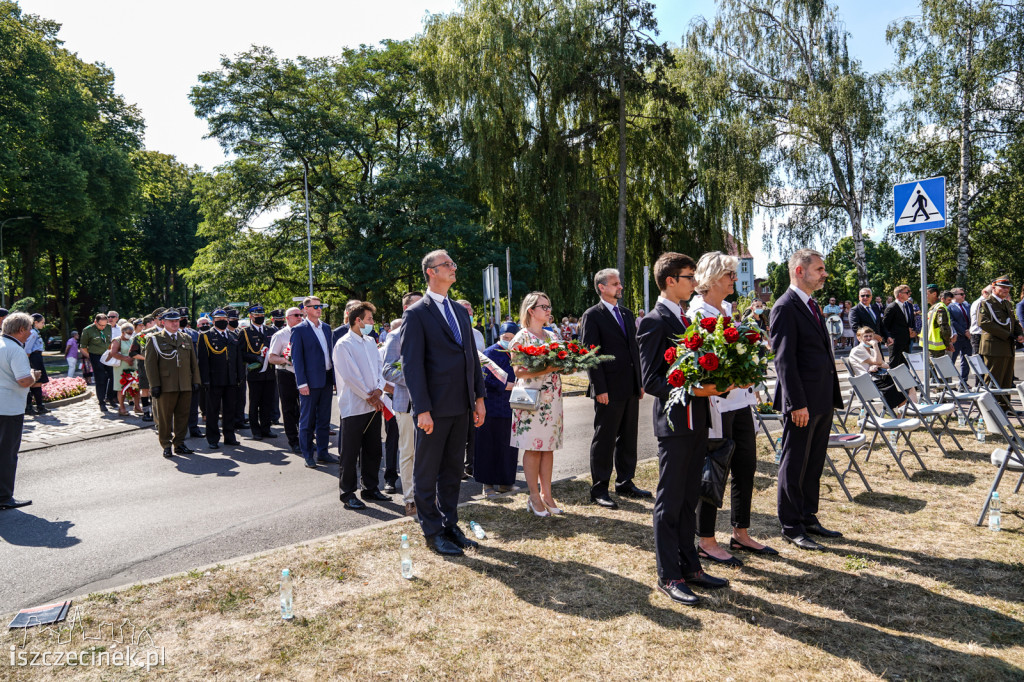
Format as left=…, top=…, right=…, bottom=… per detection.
left=5, top=420, right=1024, bottom=681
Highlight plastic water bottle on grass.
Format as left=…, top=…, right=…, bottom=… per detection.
left=977, top=415, right=987, bottom=443
left=957, top=411, right=966, bottom=427
left=280, top=569, right=293, bottom=620
left=400, top=534, right=413, bottom=579
left=858, top=407, right=866, bottom=426
left=989, top=492, right=1001, bottom=532
left=470, top=521, right=486, bottom=539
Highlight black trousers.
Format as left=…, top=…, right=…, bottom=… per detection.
left=464, top=419, right=476, bottom=475
left=205, top=384, right=237, bottom=445
left=777, top=410, right=832, bottom=537
left=414, top=411, right=470, bottom=538
left=276, top=370, right=300, bottom=445
left=0, top=413, right=25, bottom=503
left=384, top=416, right=399, bottom=486
left=92, top=362, right=112, bottom=408
left=654, top=431, right=705, bottom=581
left=232, top=375, right=247, bottom=429
left=188, top=389, right=201, bottom=430
left=338, top=411, right=383, bottom=500
left=697, top=408, right=756, bottom=536
left=889, top=339, right=911, bottom=368
left=589, top=396, right=639, bottom=496
left=247, top=376, right=277, bottom=437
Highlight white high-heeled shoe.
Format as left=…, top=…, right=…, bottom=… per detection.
left=543, top=499, right=564, bottom=515
left=527, top=498, right=551, bottom=517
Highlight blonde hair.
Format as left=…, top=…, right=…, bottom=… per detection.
left=694, top=251, right=739, bottom=295
left=519, top=291, right=550, bottom=328
left=856, top=326, right=875, bottom=338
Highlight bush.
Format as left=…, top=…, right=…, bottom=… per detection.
left=41, top=377, right=87, bottom=403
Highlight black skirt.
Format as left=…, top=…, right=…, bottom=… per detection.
left=28, top=350, right=49, bottom=384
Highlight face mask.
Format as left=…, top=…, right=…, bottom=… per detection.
left=498, top=340, right=510, bottom=349
left=752, top=308, right=763, bottom=315
left=274, top=320, right=286, bottom=328
left=228, top=320, right=238, bottom=328
left=198, top=325, right=210, bottom=332
left=253, top=316, right=265, bottom=326
left=214, top=320, right=228, bottom=330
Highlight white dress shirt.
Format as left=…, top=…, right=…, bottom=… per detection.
left=308, top=319, right=331, bottom=370
left=970, top=296, right=985, bottom=335
left=656, top=295, right=683, bottom=319
left=333, top=329, right=386, bottom=418
left=266, top=325, right=294, bottom=374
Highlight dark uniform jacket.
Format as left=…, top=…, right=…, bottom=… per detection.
left=144, top=329, right=201, bottom=393
left=198, top=329, right=245, bottom=387
left=239, top=324, right=277, bottom=382
left=979, top=295, right=1023, bottom=357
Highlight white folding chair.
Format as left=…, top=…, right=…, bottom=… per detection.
left=848, top=373, right=927, bottom=480
left=974, top=392, right=1024, bottom=526
left=966, top=355, right=1024, bottom=428
left=888, top=364, right=963, bottom=457
left=826, top=433, right=872, bottom=501
left=931, top=354, right=985, bottom=423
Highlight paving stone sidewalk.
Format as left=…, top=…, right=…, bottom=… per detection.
left=21, top=391, right=150, bottom=452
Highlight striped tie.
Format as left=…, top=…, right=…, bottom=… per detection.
left=442, top=299, right=463, bottom=345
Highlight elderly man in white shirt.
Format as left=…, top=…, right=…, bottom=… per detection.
left=969, top=285, right=992, bottom=356
left=333, top=301, right=389, bottom=511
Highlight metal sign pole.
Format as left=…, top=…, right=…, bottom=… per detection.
left=505, top=248, right=512, bottom=321
left=920, top=233, right=929, bottom=399
left=643, top=265, right=650, bottom=314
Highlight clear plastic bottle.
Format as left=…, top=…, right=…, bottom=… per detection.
left=858, top=407, right=866, bottom=426
left=400, top=534, right=413, bottom=579
left=280, top=569, right=293, bottom=620
left=774, top=437, right=782, bottom=464
left=469, top=521, right=486, bottom=540
left=989, top=492, right=1001, bottom=531
left=977, top=415, right=987, bottom=443
left=957, top=410, right=966, bottom=427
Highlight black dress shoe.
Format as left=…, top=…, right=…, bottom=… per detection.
left=361, top=489, right=391, bottom=502
left=784, top=534, right=824, bottom=551
left=428, top=534, right=464, bottom=556
left=805, top=523, right=843, bottom=538
left=342, top=496, right=367, bottom=510
left=697, top=547, right=743, bottom=567
left=35, top=405, right=49, bottom=414
left=683, top=569, right=729, bottom=589
left=224, top=439, right=241, bottom=446
left=729, top=538, right=779, bottom=556
left=208, top=442, right=220, bottom=450
left=25, top=406, right=36, bottom=416
left=383, top=483, right=398, bottom=494
left=162, top=447, right=174, bottom=458
left=142, top=413, right=153, bottom=422
left=444, top=525, right=478, bottom=550
left=615, top=482, right=653, bottom=499
left=263, top=432, right=278, bottom=439
left=251, top=434, right=264, bottom=441
left=175, top=445, right=195, bottom=455
left=0, top=498, right=32, bottom=510
left=658, top=578, right=700, bottom=605
left=591, top=494, right=619, bottom=509
left=316, top=453, right=340, bottom=464
left=189, top=428, right=204, bottom=438
left=289, top=442, right=302, bottom=454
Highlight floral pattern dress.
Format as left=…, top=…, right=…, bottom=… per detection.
left=509, top=328, right=564, bottom=451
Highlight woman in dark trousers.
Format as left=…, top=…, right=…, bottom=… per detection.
left=474, top=322, right=520, bottom=497
left=25, top=313, right=49, bottom=415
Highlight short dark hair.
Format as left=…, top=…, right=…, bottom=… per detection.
left=348, top=301, right=377, bottom=326
left=93, top=312, right=106, bottom=322
left=653, top=252, right=697, bottom=290
left=402, top=291, right=423, bottom=308
left=143, top=315, right=155, bottom=324
left=941, top=290, right=954, bottom=300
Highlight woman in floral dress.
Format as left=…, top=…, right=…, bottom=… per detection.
left=510, top=291, right=565, bottom=517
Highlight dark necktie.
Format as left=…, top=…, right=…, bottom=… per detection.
left=442, top=299, right=463, bottom=345
left=612, top=306, right=627, bottom=335
left=904, top=301, right=912, bottom=321
left=808, top=299, right=823, bottom=327
left=867, top=305, right=876, bottom=323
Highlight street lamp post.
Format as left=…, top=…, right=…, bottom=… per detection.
left=0, top=216, right=30, bottom=308
left=302, top=160, right=314, bottom=297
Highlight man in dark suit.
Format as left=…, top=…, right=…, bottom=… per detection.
left=401, top=249, right=486, bottom=557
left=769, top=249, right=845, bottom=551
left=239, top=305, right=279, bottom=440
left=637, top=252, right=730, bottom=606
left=882, top=284, right=918, bottom=368
left=291, top=296, right=339, bottom=468
left=849, top=287, right=887, bottom=341
left=178, top=308, right=205, bottom=439
left=579, top=268, right=648, bottom=509
left=948, top=287, right=973, bottom=381
left=226, top=308, right=248, bottom=430
left=198, top=309, right=244, bottom=449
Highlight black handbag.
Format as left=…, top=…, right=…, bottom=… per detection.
left=700, top=438, right=736, bottom=508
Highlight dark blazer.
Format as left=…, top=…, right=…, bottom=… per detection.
left=882, top=300, right=915, bottom=345
left=290, top=319, right=334, bottom=390
left=331, top=324, right=349, bottom=348
left=579, top=301, right=642, bottom=400
left=198, top=329, right=244, bottom=387
left=400, top=293, right=486, bottom=418
left=948, top=300, right=971, bottom=337
left=849, top=302, right=886, bottom=338
left=768, top=288, right=843, bottom=416
left=239, top=324, right=277, bottom=381
left=637, top=301, right=709, bottom=438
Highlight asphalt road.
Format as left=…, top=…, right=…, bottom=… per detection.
left=0, top=394, right=661, bottom=615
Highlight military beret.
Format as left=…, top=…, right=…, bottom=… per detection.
left=926, top=283, right=939, bottom=292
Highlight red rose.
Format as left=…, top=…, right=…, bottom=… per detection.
left=699, top=353, right=720, bottom=371
left=668, top=369, right=685, bottom=388
left=683, top=335, right=703, bottom=350
left=723, top=327, right=740, bottom=343
left=589, top=345, right=596, bottom=350
left=557, top=350, right=568, bottom=359
left=550, top=342, right=560, bottom=350
left=699, top=317, right=718, bottom=331
left=745, top=330, right=761, bottom=343
left=664, top=347, right=677, bottom=363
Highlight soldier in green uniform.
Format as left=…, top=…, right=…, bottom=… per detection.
left=144, top=309, right=201, bottom=458
left=979, top=276, right=1024, bottom=402
left=925, top=285, right=955, bottom=359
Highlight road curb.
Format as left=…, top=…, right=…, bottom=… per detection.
left=43, top=387, right=93, bottom=409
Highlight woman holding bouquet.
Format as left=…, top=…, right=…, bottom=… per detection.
left=691, top=252, right=777, bottom=566
left=109, top=321, right=140, bottom=416
left=509, top=292, right=564, bottom=517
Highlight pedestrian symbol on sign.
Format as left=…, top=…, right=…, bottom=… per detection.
left=895, top=180, right=945, bottom=230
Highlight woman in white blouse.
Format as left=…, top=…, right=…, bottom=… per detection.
left=690, top=252, right=778, bottom=567
left=848, top=326, right=912, bottom=408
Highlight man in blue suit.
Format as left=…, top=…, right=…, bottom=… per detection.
left=948, top=287, right=973, bottom=381
left=401, top=250, right=486, bottom=557
left=769, top=249, right=844, bottom=551
left=290, top=296, right=340, bottom=468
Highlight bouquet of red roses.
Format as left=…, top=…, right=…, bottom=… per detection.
left=662, top=314, right=772, bottom=424
left=120, top=370, right=140, bottom=400
left=506, top=340, right=614, bottom=373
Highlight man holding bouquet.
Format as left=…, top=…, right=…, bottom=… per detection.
left=637, top=252, right=730, bottom=606
left=769, top=249, right=844, bottom=551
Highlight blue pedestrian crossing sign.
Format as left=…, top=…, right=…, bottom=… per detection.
left=894, top=176, right=946, bottom=234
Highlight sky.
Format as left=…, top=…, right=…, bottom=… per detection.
left=19, top=0, right=922, bottom=277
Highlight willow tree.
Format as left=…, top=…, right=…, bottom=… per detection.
left=693, top=0, right=890, bottom=287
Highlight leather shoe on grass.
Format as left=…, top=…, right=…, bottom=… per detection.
left=316, top=453, right=340, bottom=464
left=591, top=493, right=619, bottom=509
left=361, top=489, right=391, bottom=502
left=684, top=570, right=729, bottom=589
left=615, top=482, right=653, bottom=499
left=174, top=445, right=194, bottom=455
left=404, top=502, right=417, bottom=517
left=428, top=534, right=464, bottom=556
left=444, top=525, right=478, bottom=550
left=729, top=538, right=779, bottom=555
left=342, top=496, right=367, bottom=510
left=0, top=498, right=32, bottom=510
left=697, top=547, right=743, bottom=568
left=784, top=534, right=824, bottom=551
left=658, top=578, right=700, bottom=606
left=805, top=523, right=843, bottom=538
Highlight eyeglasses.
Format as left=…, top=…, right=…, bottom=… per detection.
left=724, top=271, right=738, bottom=279
left=671, top=274, right=696, bottom=281
left=288, top=313, right=302, bottom=318
left=532, top=304, right=552, bottom=311
left=431, top=260, right=457, bottom=270
left=306, top=304, right=324, bottom=310
left=859, top=294, right=871, bottom=298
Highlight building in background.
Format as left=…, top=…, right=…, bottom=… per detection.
left=724, top=234, right=755, bottom=299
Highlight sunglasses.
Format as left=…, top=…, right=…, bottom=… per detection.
left=288, top=313, right=303, bottom=318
